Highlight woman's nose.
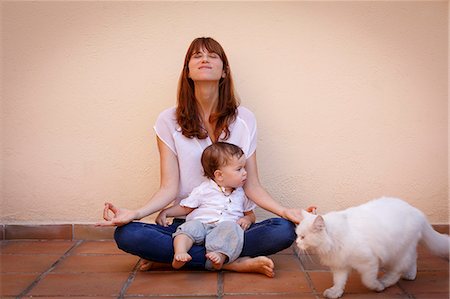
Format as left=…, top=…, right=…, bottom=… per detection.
left=201, top=54, right=209, bottom=62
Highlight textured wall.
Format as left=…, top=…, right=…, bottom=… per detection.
left=1, top=1, right=448, bottom=224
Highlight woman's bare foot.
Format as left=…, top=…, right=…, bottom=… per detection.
left=222, top=256, right=275, bottom=277
left=205, top=252, right=227, bottom=270
left=172, top=252, right=192, bottom=269
left=139, top=259, right=171, bottom=271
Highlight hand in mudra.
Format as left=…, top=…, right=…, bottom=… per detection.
left=96, top=202, right=137, bottom=227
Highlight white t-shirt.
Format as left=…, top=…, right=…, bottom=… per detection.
left=180, top=179, right=256, bottom=223
left=154, top=106, right=257, bottom=203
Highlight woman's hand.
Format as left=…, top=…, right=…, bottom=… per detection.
left=95, top=202, right=139, bottom=227
left=282, top=206, right=317, bottom=224
left=282, top=208, right=303, bottom=224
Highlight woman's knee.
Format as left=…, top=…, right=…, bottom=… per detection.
left=114, top=222, right=145, bottom=253
left=270, top=218, right=296, bottom=241
left=114, top=225, right=130, bottom=251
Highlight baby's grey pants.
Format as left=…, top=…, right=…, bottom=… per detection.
left=173, top=220, right=244, bottom=270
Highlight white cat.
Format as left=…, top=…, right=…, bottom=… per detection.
left=295, top=197, right=449, bottom=299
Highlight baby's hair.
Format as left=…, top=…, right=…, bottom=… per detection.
left=201, top=142, right=245, bottom=180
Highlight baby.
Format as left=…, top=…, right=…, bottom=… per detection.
left=157, top=142, right=255, bottom=270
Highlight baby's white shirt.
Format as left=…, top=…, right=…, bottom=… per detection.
left=180, top=180, right=256, bottom=223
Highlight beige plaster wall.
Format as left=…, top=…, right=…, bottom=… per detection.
left=1, top=1, right=448, bottom=224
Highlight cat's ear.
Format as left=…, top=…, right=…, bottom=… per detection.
left=312, top=215, right=326, bottom=232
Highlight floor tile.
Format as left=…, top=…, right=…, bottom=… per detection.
left=0, top=255, right=59, bottom=273
left=70, top=240, right=125, bottom=255
left=417, top=255, right=449, bottom=272
left=51, top=254, right=139, bottom=273
left=411, top=294, right=450, bottom=299
left=276, top=245, right=297, bottom=255
left=0, top=273, right=38, bottom=296
left=270, top=254, right=303, bottom=272
left=23, top=297, right=116, bottom=299
left=307, top=271, right=405, bottom=297
left=27, top=272, right=129, bottom=296
left=223, top=295, right=317, bottom=299
left=126, top=297, right=218, bottom=299
left=337, top=294, right=409, bottom=298
left=223, top=271, right=310, bottom=294
left=398, top=271, right=449, bottom=295
left=127, top=271, right=218, bottom=296
left=0, top=240, right=75, bottom=255
left=297, top=253, right=329, bottom=271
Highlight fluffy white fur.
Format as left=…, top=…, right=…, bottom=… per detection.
left=295, top=197, right=449, bottom=299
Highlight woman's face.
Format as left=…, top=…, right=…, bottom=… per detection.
left=188, top=48, right=225, bottom=82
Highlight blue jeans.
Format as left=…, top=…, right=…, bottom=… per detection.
left=114, top=217, right=296, bottom=269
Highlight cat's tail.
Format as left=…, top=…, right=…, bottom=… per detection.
left=421, top=220, right=450, bottom=260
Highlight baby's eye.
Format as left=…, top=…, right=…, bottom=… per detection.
left=300, top=235, right=305, bottom=240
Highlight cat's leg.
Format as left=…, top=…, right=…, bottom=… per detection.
left=400, top=247, right=417, bottom=281
left=323, top=268, right=349, bottom=299
left=401, top=261, right=417, bottom=281
left=355, top=259, right=385, bottom=292
left=379, top=270, right=402, bottom=288
left=382, top=246, right=417, bottom=287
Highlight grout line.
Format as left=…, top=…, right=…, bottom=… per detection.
left=217, top=271, right=224, bottom=298
left=17, top=240, right=84, bottom=298
left=396, top=282, right=415, bottom=299
left=117, top=258, right=141, bottom=298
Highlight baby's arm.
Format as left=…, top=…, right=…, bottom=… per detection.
left=156, top=204, right=195, bottom=226
left=237, top=210, right=256, bottom=231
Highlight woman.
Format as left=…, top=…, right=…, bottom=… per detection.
left=97, top=37, right=304, bottom=277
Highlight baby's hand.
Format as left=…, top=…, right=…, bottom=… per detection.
left=237, top=217, right=252, bottom=231
left=155, top=209, right=169, bottom=227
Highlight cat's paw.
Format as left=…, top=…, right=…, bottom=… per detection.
left=323, top=287, right=344, bottom=298
left=401, top=271, right=417, bottom=281
left=371, top=281, right=385, bottom=292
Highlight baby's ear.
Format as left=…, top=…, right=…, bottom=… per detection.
left=312, top=215, right=326, bottom=232
left=213, top=169, right=223, bottom=181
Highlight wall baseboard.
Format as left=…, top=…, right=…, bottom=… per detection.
left=0, top=223, right=448, bottom=241
left=0, top=224, right=115, bottom=240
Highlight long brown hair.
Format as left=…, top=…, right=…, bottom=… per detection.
left=176, top=37, right=239, bottom=140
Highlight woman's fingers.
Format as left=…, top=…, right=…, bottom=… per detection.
left=106, top=202, right=119, bottom=213
left=103, top=203, right=113, bottom=221
left=95, top=219, right=115, bottom=227
left=103, top=202, right=120, bottom=221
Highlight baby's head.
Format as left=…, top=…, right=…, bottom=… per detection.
left=201, top=142, right=247, bottom=188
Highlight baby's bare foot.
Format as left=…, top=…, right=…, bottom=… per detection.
left=172, top=252, right=192, bottom=269
left=206, top=252, right=227, bottom=270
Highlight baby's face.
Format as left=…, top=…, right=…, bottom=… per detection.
left=219, top=155, right=247, bottom=189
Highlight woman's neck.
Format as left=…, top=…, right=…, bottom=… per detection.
left=194, top=82, right=219, bottom=121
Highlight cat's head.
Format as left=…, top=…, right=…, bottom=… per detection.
left=295, top=210, right=327, bottom=251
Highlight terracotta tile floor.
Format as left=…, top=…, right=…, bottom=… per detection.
left=0, top=240, right=448, bottom=298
